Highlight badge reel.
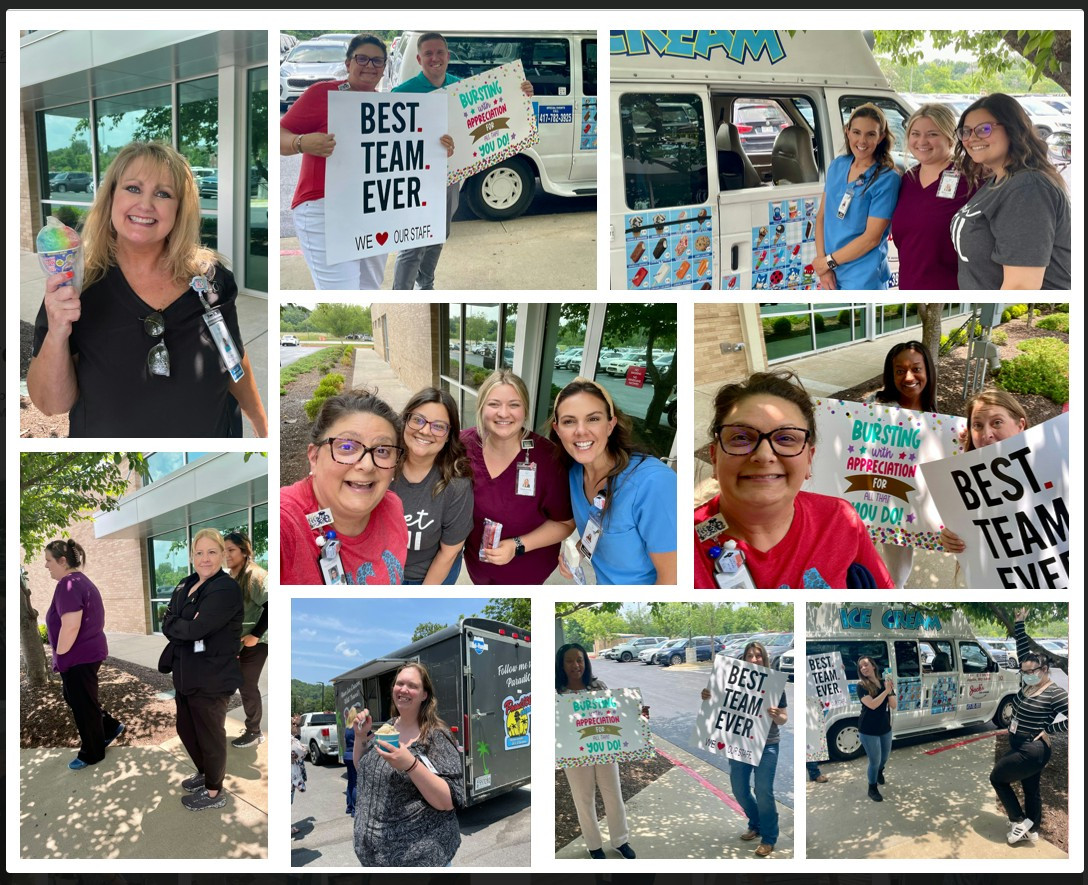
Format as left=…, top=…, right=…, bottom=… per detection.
left=1008, top=717, right=1018, bottom=735
left=193, top=276, right=244, bottom=382
left=516, top=438, right=536, bottom=497
left=937, top=170, right=961, bottom=199
left=579, top=490, right=607, bottom=560
left=836, top=189, right=854, bottom=219
left=308, top=509, right=346, bottom=585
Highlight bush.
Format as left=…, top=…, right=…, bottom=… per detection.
left=53, top=205, right=82, bottom=229
left=772, top=317, right=793, bottom=337
left=1034, top=313, right=1069, bottom=333
left=281, top=346, right=342, bottom=388
left=305, top=372, right=346, bottom=421
left=838, top=309, right=852, bottom=326
left=814, top=313, right=826, bottom=332
left=1001, top=303, right=1029, bottom=323
left=883, top=305, right=900, bottom=318
left=991, top=328, right=1008, bottom=346
left=39, top=624, right=48, bottom=644
left=996, top=338, right=1069, bottom=404
left=762, top=318, right=777, bottom=335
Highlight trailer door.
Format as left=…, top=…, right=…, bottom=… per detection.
left=463, top=627, right=531, bottom=801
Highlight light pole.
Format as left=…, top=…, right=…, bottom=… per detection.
left=317, top=681, right=327, bottom=710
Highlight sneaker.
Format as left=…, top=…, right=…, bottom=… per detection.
left=1008, top=818, right=1035, bottom=844
left=868, top=784, right=883, bottom=802
left=69, top=758, right=91, bottom=771
left=104, top=722, right=125, bottom=747
left=740, top=829, right=761, bottom=841
left=755, top=843, right=774, bottom=857
left=588, top=848, right=606, bottom=859
left=231, top=731, right=265, bottom=748
left=182, top=788, right=227, bottom=811
left=616, top=843, right=636, bottom=859
left=181, top=772, right=207, bottom=793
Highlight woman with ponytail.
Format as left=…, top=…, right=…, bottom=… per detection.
left=44, top=539, right=124, bottom=770
left=224, top=531, right=268, bottom=748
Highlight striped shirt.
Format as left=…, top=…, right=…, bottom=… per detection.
left=1012, top=621, right=1069, bottom=736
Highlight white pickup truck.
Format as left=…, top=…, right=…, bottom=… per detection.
left=298, top=711, right=339, bottom=765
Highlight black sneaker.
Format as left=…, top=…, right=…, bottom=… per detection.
left=589, top=848, right=606, bottom=859
left=617, top=843, right=636, bottom=859
left=105, top=723, right=125, bottom=747
left=181, top=772, right=206, bottom=793
left=182, top=788, right=227, bottom=811
left=231, top=731, right=265, bottom=748
left=868, top=784, right=883, bottom=802
left=878, top=768, right=886, bottom=785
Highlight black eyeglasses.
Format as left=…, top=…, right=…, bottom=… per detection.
left=715, top=424, right=811, bottom=457
left=957, top=122, right=1003, bottom=141
left=326, top=437, right=404, bottom=468
left=351, top=55, right=385, bottom=68
left=406, top=413, right=451, bottom=437
left=143, top=311, right=170, bottom=377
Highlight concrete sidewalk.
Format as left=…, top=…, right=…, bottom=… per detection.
left=556, top=734, right=794, bottom=860
left=19, top=632, right=267, bottom=859
left=807, top=731, right=1067, bottom=859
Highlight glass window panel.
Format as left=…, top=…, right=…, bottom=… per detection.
left=760, top=302, right=809, bottom=316
left=252, top=503, right=269, bottom=570
left=245, top=66, right=269, bottom=292
left=894, top=640, right=921, bottom=678
left=959, top=641, right=990, bottom=674
left=178, top=76, right=219, bottom=214
left=40, top=103, right=95, bottom=207
left=444, top=36, right=570, bottom=96
left=199, top=215, right=218, bottom=251
left=460, top=388, right=478, bottom=433
left=882, top=303, right=906, bottom=334
left=903, top=301, right=920, bottom=328
left=465, top=304, right=500, bottom=389
left=146, top=452, right=185, bottom=483
left=501, top=304, right=517, bottom=370
left=149, top=528, right=189, bottom=632
left=807, top=640, right=889, bottom=681
left=40, top=203, right=91, bottom=232
left=814, top=308, right=854, bottom=350
left=764, top=312, right=813, bottom=361
left=621, top=93, right=708, bottom=211
left=193, top=509, right=249, bottom=563
left=95, top=85, right=172, bottom=174
left=581, top=39, right=597, bottom=96
left=442, top=303, right=463, bottom=386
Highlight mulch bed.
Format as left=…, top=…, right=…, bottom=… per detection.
left=554, top=752, right=675, bottom=853
left=20, top=321, right=69, bottom=438
left=280, top=351, right=359, bottom=488
left=21, top=654, right=240, bottom=750
left=993, top=730, right=1068, bottom=853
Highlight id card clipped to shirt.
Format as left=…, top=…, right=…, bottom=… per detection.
left=516, top=438, right=536, bottom=496
left=578, top=490, right=607, bottom=560
left=193, top=276, right=244, bottom=382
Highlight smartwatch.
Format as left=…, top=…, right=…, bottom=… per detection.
left=825, top=254, right=839, bottom=270
left=513, top=537, right=526, bottom=557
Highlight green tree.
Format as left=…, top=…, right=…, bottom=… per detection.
left=874, top=30, right=1071, bottom=92
left=482, top=598, right=531, bottom=631
left=412, top=621, right=451, bottom=642
left=19, top=453, right=149, bottom=687
left=465, top=311, right=491, bottom=346
left=310, top=303, right=371, bottom=339
left=281, top=303, right=313, bottom=331
left=566, top=606, right=627, bottom=646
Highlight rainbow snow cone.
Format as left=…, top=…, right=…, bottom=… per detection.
left=36, top=216, right=84, bottom=291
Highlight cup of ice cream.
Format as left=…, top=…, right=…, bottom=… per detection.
left=374, top=721, right=400, bottom=748
left=36, top=216, right=84, bottom=292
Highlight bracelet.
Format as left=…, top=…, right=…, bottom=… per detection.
left=295, top=134, right=304, bottom=155
left=405, top=757, right=419, bottom=774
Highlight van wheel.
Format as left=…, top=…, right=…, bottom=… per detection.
left=620, top=651, right=633, bottom=662
left=309, top=740, right=326, bottom=765
left=994, top=695, right=1016, bottom=729
left=669, top=653, right=683, bottom=667
left=826, top=720, right=865, bottom=761
left=465, top=158, right=534, bottom=220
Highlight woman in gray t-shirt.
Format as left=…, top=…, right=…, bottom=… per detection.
left=951, top=93, right=1071, bottom=290
left=390, top=388, right=474, bottom=584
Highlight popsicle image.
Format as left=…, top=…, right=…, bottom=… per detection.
left=654, top=263, right=671, bottom=284
left=755, top=250, right=768, bottom=270
left=374, top=721, right=400, bottom=748
left=674, top=234, right=689, bottom=257
left=792, top=244, right=801, bottom=257
left=697, top=208, right=708, bottom=227
left=727, top=277, right=738, bottom=289
left=632, top=267, right=648, bottom=287
left=630, top=241, right=645, bottom=263
left=805, top=221, right=813, bottom=240
left=697, top=258, right=709, bottom=276
left=773, top=223, right=786, bottom=244
left=652, top=238, right=667, bottom=259
left=36, top=216, right=84, bottom=291
left=676, top=260, right=691, bottom=280
left=755, top=225, right=768, bottom=247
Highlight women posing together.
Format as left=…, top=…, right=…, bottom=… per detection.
left=280, top=370, right=677, bottom=585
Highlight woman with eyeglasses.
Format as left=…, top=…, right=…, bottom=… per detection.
left=951, top=93, right=1071, bottom=289
left=280, top=389, right=409, bottom=585
left=28, top=142, right=267, bottom=437
left=989, top=607, right=1068, bottom=845
left=280, top=33, right=395, bottom=290
left=694, top=370, right=894, bottom=589
left=389, top=388, right=474, bottom=584
left=812, top=103, right=901, bottom=290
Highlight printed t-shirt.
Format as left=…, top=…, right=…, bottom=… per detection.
left=856, top=681, right=892, bottom=735
left=822, top=155, right=901, bottom=290
left=461, top=428, right=573, bottom=585
left=891, top=163, right=973, bottom=289
left=281, top=80, right=351, bottom=210
left=693, top=491, right=894, bottom=589
left=952, top=169, right=1071, bottom=289
left=45, top=571, right=109, bottom=673
left=569, top=455, right=677, bottom=585
left=280, top=477, right=408, bottom=585
left=389, top=468, right=474, bottom=582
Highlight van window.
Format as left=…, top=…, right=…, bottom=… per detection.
left=445, top=36, right=572, bottom=96
left=959, top=641, right=990, bottom=674
left=923, top=640, right=954, bottom=673
left=893, top=641, right=921, bottom=678
left=581, top=39, right=597, bottom=96
left=808, top=640, right=888, bottom=681
left=714, top=94, right=821, bottom=188
left=620, top=93, right=708, bottom=210
left=838, top=96, right=913, bottom=171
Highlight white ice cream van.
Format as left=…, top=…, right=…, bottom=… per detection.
left=390, top=30, right=597, bottom=220
left=807, top=603, right=1021, bottom=760
left=610, top=29, right=913, bottom=291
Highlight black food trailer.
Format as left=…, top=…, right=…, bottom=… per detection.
left=332, top=617, right=531, bottom=807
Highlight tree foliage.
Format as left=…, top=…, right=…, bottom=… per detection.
left=481, top=598, right=531, bottom=631
left=412, top=620, right=452, bottom=642
left=309, top=303, right=372, bottom=339
left=874, top=30, right=1071, bottom=92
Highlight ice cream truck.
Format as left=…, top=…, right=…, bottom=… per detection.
left=610, top=29, right=912, bottom=291
left=331, top=617, right=531, bottom=806
left=807, top=603, right=1021, bottom=760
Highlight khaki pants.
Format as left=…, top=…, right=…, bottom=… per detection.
left=563, top=762, right=629, bottom=851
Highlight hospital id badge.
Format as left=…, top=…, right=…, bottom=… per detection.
left=194, top=640, right=205, bottom=653
left=579, top=514, right=603, bottom=560
left=937, top=170, right=961, bottom=199
left=203, top=308, right=245, bottom=382
left=836, top=190, right=854, bottom=219
left=516, top=462, right=537, bottom=496
left=1008, top=717, right=1018, bottom=735
left=320, top=548, right=347, bottom=585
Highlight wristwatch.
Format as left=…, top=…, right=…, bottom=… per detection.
left=513, top=537, right=526, bottom=557
left=824, top=254, right=839, bottom=270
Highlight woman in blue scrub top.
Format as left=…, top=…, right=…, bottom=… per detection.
left=813, top=103, right=901, bottom=290
left=550, top=378, right=677, bottom=585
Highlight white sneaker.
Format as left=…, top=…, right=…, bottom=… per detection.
left=1007, top=818, right=1035, bottom=844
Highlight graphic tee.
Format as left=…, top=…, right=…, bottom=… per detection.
left=389, top=468, right=474, bottom=582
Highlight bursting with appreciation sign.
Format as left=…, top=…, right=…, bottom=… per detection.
left=808, top=399, right=966, bottom=549
left=921, top=412, right=1069, bottom=589
left=555, top=687, right=655, bottom=769
left=324, top=91, right=449, bottom=266
left=691, top=655, right=788, bottom=767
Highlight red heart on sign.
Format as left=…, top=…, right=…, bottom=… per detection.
left=717, top=742, right=725, bottom=750
left=375, top=232, right=389, bottom=246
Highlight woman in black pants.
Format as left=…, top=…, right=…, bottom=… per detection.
left=990, top=607, right=1069, bottom=844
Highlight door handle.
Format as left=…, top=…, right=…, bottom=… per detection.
left=731, top=244, right=739, bottom=271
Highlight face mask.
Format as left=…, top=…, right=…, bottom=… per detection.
left=1021, top=672, right=1042, bottom=686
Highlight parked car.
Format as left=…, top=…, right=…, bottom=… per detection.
left=638, top=644, right=667, bottom=664
left=280, top=39, right=351, bottom=111
left=666, top=392, right=677, bottom=428
left=280, top=335, right=300, bottom=346
left=52, top=171, right=93, bottom=193
left=605, top=354, right=647, bottom=376
left=733, top=101, right=791, bottom=154
left=655, top=636, right=721, bottom=666
left=779, top=649, right=794, bottom=680
left=298, top=711, right=339, bottom=765
left=609, top=636, right=670, bottom=662
left=980, top=638, right=1017, bottom=669
left=1012, top=95, right=1073, bottom=139
left=279, top=32, right=299, bottom=62
left=199, top=175, right=218, bottom=199
left=554, top=347, right=584, bottom=370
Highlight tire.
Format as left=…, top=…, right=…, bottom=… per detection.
left=1034, top=126, right=1052, bottom=140
left=309, top=740, right=326, bottom=765
left=56, top=183, right=67, bottom=193
left=667, top=400, right=677, bottom=429
left=994, top=694, right=1017, bottom=729
left=826, top=719, right=865, bottom=761
left=669, top=653, right=683, bottom=667
left=620, top=651, right=633, bottom=662
left=464, top=157, right=535, bottom=220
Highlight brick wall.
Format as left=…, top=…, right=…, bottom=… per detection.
left=369, top=302, right=440, bottom=393
left=694, top=303, right=765, bottom=387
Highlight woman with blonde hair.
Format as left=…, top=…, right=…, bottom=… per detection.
left=28, top=141, right=267, bottom=437
left=891, top=103, right=975, bottom=289
left=160, top=528, right=243, bottom=811
left=461, top=369, right=574, bottom=584
left=223, top=531, right=268, bottom=748
left=813, top=103, right=901, bottom=289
